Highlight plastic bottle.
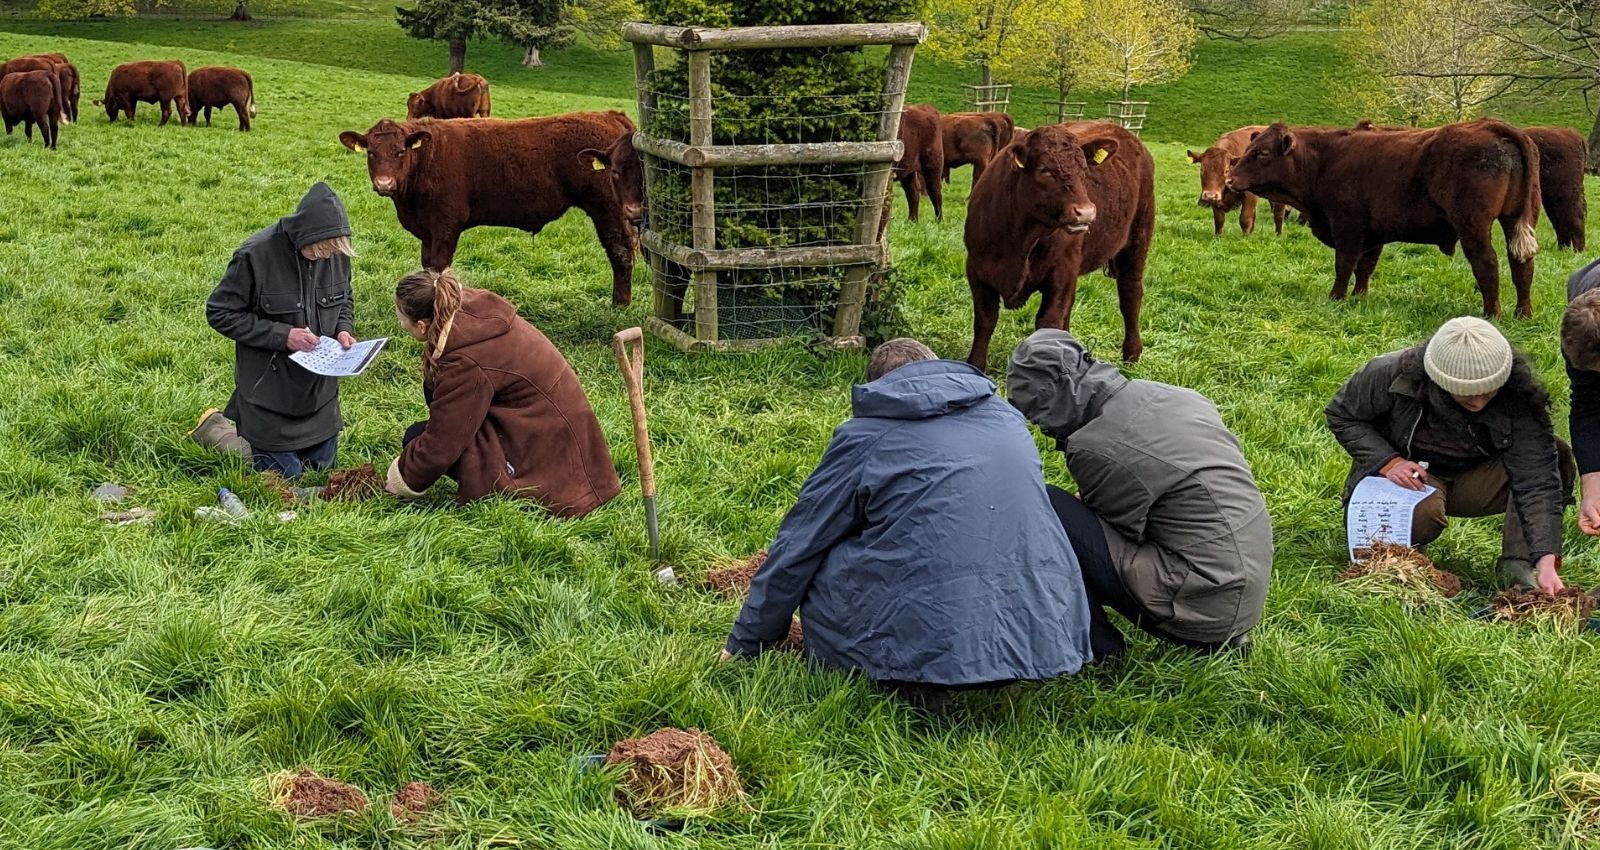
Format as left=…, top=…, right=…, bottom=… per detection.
left=218, top=488, right=249, bottom=519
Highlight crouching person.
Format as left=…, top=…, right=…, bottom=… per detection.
left=722, top=338, right=1095, bottom=697
left=1326, top=317, right=1572, bottom=593
left=1007, top=329, right=1273, bottom=659
left=383, top=269, right=622, bottom=516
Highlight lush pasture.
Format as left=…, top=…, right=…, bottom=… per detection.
left=2, top=23, right=1600, bottom=850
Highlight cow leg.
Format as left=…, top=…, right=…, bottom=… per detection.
left=1271, top=202, right=1289, bottom=235
left=588, top=213, right=636, bottom=306
left=420, top=230, right=461, bottom=271
left=1239, top=194, right=1258, bottom=235
left=1458, top=226, right=1504, bottom=318
left=1501, top=215, right=1537, bottom=318
left=23, top=120, right=32, bottom=141
left=159, top=99, right=173, bottom=126
left=971, top=157, right=987, bottom=187
left=899, top=173, right=920, bottom=222
left=1330, top=245, right=1359, bottom=300
left=238, top=100, right=250, bottom=132
left=924, top=162, right=944, bottom=222
left=205, top=106, right=213, bottom=126
left=1036, top=269, right=1080, bottom=333
left=126, top=100, right=136, bottom=122
left=1352, top=245, right=1383, bottom=297
left=1212, top=206, right=1226, bottom=236
left=966, top=280, right=1001, bottom=371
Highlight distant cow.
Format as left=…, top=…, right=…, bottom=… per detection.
left=895, top=104, right=946, bottom=222
left=98, top=60, right=189, bottom=126
left=1187, top=125, right=1289, bottom=236
left=187, top=66, right=255, bottom=131
left=942, top=111, right=1016, bottom=185
left=964, top=122, right=1156, bottom=368
left=28, top=53, right=77, bottom=121
left=1230, top=119, right=1541, bottom=317
left=1, top=55, right=73, bottom=124
left=340, top=111, right=640, bottom=305
left=1, top=69, right=62, bottom=149
left=407, top=73, right=491, bottom=120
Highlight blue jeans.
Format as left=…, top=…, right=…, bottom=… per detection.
left=252, top=435, right=338, bottom=479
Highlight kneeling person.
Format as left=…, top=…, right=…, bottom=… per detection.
left=723, top=338, right=1094, bottom=689
left=1007, top=329, right=1273, bottom=658
left=384, top=269, right=621, bottom=517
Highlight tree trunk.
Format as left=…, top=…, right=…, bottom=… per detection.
left=448, top=39, right=467, bottom=75
left=522, top=44, right=543, bottom=67
left=1587, top=104, right=1600, bottom=174
left=229, top=0, right=251, bottom=20
left=980, top=62, right=992, bottom=88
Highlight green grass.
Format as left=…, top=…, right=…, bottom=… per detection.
left=2, top=20, right=1600, bottom=850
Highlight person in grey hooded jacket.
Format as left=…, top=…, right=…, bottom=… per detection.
left=203, top=182, right=357, bottom=477
left=723, top=338, right=1095, bottom=690
left=1007, top=329, right=1273, bottom=657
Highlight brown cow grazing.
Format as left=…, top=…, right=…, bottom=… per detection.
left=942, top=111, right=1016, bottom=185
left=28, top=53, right=77, bottom=122
left=407, top=73, right=491, bottom=120
left=964, top=122, right=1156, bottom=369
left=1230, top=119, right=1541, bottom=317
left=340, top=112, right=640, bottom=305
left=1525, top=127, right=1587, bottom=252
left=896, top=104, right=946, bottom=222
left=1, top=69, right=62, bottom=149
left=187, top=66, right=255, bottom=131
left=1187, top=125, right=1289, bottom=236
left=1, top=55, right=73, bottom=124
left=98, top=60, right=189, bottom=126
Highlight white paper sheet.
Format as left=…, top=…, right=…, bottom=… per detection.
left=1347, top=475, right=1437, bottom=560
left=289, top=336, right=388, bottom=377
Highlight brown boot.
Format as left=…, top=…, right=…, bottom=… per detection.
left=190, top=408, right=251, bottom=458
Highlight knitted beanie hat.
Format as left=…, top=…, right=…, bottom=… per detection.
left=1423, top=317, right=1513, bottom=396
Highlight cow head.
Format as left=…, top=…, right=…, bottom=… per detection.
left=1226, top=123, right=1297, bottom=197
left=406, top=91, right=429, bottom=121
left=1186, top=147, right=1237, bottom=207
left=1008, top=124, right=1116, bottom=234
left=579, top=132, right=645, bottom=227
left=340, top=120, right=432, bottom=197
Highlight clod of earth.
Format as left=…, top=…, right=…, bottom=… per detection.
left=390, top=781, right=443, bottom=821
left=321, top=464, right=384, bottom=502
left=701, top=550, right=767, bottom=598
left=269, top=769, right=370, bottom=818
left=779, top=617, right=804, bottom=653
left=604, top=727, right=745, bottom=819
left=1339, top=541, right=1463, bottom=600
left=261, top=472, right=299, bottom=506
left=1491, top=587, right=1598, bottom=629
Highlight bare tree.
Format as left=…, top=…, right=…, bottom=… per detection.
left=1080, top=0, right=1199, bottom=102
left=1342, top=0, right=1511, bottom=125
left=1489, top=0, right=1600, bottom=170
left=1186, top=0, right=1312, bottom=41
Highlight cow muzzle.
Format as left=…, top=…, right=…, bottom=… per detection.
left=1064, top=204, right=1097, bottom=233
left=372, top=177, right=398, bottom=196
left=1199, top=190, right=1223, bottom=205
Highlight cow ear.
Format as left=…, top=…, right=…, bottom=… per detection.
left=405, top=129, right=430, bottom=151
left=1278, top=132, right=1295, bottom=156
left=578, top=148, right=611, bottom=172
left=1011, top=147, right=1028, bottom=170
left=1185, top=149, right=1201, bottom=164
left=339, top=131, right=366, bottom=153
left=1084, top=139, right=1118, bottom=167
left=1248, top=131, right=1261, bottom=143
left=1227, top=155, right=1240, bottom=167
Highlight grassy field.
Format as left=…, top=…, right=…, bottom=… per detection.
left=3, top=16, right=1600, bottom=850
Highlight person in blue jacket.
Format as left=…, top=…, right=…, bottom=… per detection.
left=721, top=338, right=1094, bottom=694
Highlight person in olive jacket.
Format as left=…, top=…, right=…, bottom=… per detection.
left=203, top=182, right=357, bottom=478
left=1326, top=317, right=1573, bottom=594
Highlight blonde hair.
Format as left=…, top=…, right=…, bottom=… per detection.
left=395, top=268, right=465, bottom=375
left=300, top=235, right=354, bottom=261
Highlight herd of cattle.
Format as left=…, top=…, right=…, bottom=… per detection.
left=5, top=49, right=1590, bottom=366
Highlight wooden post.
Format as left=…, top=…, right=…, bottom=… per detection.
left=834, top=41, right=916, bottom=341
left=687, top=49, right=717, bottom=344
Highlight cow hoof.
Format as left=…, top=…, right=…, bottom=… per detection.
left=1122, top=344, right=1144, bottom=363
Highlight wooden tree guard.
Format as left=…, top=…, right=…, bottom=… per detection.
left=1055, top=101, right=1087, bottom=122
left=623, top=21, right=926, bottom=352
left=1106, top=100, right=1151, bottom=136
left=962, top=82, right=1011, bottom=113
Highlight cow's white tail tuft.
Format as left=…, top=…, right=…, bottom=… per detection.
left=1510, top=223, right=1538, bottom=261
left=248, top=93, right=257, bottom=118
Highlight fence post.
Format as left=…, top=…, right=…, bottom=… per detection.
left=687, top=49, right=718, bottom=344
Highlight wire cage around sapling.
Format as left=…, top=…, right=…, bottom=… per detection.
left=624, top=22, right=925, bottom=351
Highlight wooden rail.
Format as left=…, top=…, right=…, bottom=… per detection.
left=621, top=21, right=926, bottom=50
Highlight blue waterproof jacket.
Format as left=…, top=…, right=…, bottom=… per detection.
left=725, top=359, right=1094, bottom=685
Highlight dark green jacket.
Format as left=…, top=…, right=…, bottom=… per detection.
left=1325, top=348, right=1565, bottom=561
left=206, top=183, right=353, bottom=452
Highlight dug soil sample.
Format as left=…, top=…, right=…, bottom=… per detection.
left=261, top=472, right=299, bottom=506
left=390, top=781, right=443, bottom=821
left=270, top=769, right=370, bottom=818
left=603, top=727, right=745, bottom=819
left=321, top=464, right=383, bottom=502
left=1491, top=587, right=1598, bottom=629
left=1339, top=541, right=1463, bottom=599
left=778, top=618, right=804, bottom=653
left=701, top=551, right=767, bottom=598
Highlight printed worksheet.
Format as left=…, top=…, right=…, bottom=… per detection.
left=290, top=336, right=388, bottom=377
left=1347, top=475, right=1437, bottom=560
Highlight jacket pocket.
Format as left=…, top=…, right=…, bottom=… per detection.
left=257, top=287, right=307, bottom=327
left=314, top=283, right=351, bottom=334
left=249, top=352, right=328, bottom=417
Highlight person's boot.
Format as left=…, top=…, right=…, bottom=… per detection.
left=1496, top=556, right=1538, bottom=591
left=190, top=408, right=251, bottom=458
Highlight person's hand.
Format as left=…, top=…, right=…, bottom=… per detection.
left=287, top=327, right=320, bottom=352
left=1535, top=554, right=1565, bottom=595
left=1383, top=459, right=1429, bottom=491
left=1580, top=473, right=1600, bottom=536
left=718, top=649, right=734, bottom=663
left=337, top=331, right=357, bottom=350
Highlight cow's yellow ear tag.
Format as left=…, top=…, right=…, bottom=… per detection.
left=1012, top=154, right=1025, bottom=170
left=590, top=158, right=607, bottom=171
left=1093, top=147, right=1109, bottom=165
left=409, top=138, right=424, bottom=149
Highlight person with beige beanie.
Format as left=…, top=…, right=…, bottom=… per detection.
left=1326, top=317, right=1574, bottom=593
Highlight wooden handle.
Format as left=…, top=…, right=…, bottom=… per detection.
left=612, top=327, right=655, bottom=499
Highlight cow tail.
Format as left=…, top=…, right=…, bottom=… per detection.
left=46, top=69, right=63, bottom=125
left=1508, top=126, right=1541, bottom=261
left=247, top=73, right=257, bottom=117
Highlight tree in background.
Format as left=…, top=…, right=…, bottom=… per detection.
left=1077, top=0, right=1198, bottom=102
left=400, top=0, right=630, bottom=72
left=397, top=0, right=481, bottom=74
left=994, top=3, right=1088, bottom=108
left=38, top=0, right=302, bottom=19
left=1185, top=0, right=1312, bottom=42
left=1488, top=0, right=1600, bottom=171
left=564, top=0, right=640, bottom=52
left=1338, top=0, right=1508, bottom=125
left=926, top=0, right=1074, bottom=89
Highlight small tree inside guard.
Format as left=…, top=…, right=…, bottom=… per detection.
left=624, top=20, right=925, bottom=351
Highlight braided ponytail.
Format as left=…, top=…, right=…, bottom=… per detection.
left=395, top=267, right=465, bottom=376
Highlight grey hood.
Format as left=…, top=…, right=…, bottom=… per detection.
left=280, top=181, right=351, bottom=250
left=1006, top=329, right=1129, bottom=439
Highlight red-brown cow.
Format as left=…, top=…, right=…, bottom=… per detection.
left=1, top=69, right=62, bottom=149
left=942, top=111, right=1016, bottom=185
left=407, top=73, right=491, bottom=120
left=896, top=104, right=946, bottom=222
left=28, top=53, right=77, bottom=122
left=964, top=122, right=1156, bottom=368
left=1525, top=126, right=1587, bottom=252
left=187, top=66, right=255, bottom=131
left=1, top=55, right=72, bottom=124
left=340, top=112, right=640, bottom=305
left=1230, top=120, right=1541, bottom=317
left=1187, top=125, right=1289, bottom=236
left=98, top=60, right=189, bottom=126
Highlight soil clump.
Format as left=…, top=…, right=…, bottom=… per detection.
left=270, top=769, right=370, bottom=818
left=321, top=464, right=383, bottom=502
left=1338, top=542, right=1463, bottom=599
left=603, top=727, right=745, bottom=818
